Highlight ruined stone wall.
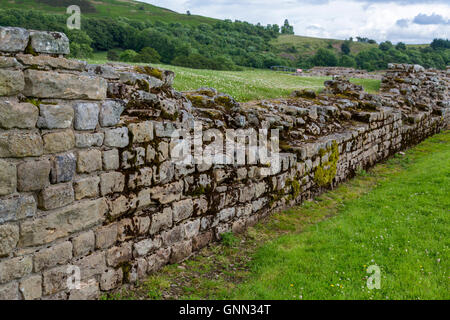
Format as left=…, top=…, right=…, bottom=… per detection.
left=0, top=27, right=448, bottom=300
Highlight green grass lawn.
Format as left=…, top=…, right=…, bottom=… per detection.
left=87, top=52, right=380, bottom=102
left=104, top=130, right=449, bottom=300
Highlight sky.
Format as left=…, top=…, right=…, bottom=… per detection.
left=140, top=0, right=450, bottom=44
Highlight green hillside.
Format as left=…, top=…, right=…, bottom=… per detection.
left=1, top=0, right=217, bottom=25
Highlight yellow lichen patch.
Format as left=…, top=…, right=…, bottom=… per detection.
left=134, top=66, right=164, bottom=81
left=314, top=141, right=339, bottom=187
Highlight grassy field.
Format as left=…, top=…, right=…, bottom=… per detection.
left=2, top=0, right=217, bottom=26
left=87, top=52, right=381, bottom=102
left=104, top=130, right=449, bottom=300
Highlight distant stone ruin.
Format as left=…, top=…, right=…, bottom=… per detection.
left=0, top=26, right=448, bottom=300
left=298, top=66, right=384, bottom=80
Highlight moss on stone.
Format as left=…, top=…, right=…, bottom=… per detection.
left=134, top=66, right=164, bottom=81
left=314, top=141, right=339, bottom=187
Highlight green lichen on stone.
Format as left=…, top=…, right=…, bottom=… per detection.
left=187, top=95, right=206, bottom=108
left=160, top=109, right=179, bottom=121
left=134, top=66, right=163, bottom=81
left=314, top=140, right=339, bottom=187
left=24, top=42, right=38, bottom=56
left=215, top=95, right=234, bottom=109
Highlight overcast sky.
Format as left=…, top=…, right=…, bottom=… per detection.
left=140, top=0, right=449, bottom=44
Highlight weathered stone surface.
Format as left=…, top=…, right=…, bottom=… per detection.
left=161, top=224, right=185, bottom=247
left=102, top=149, right=119, bottom=170
left=0, top=69, right=24, bottom=96
left=106, top=242, right=132, bottom=267
left=183, top=219, right=200, bottom=239
left=192, top=231, right=213, bottom=251
left=19, top=275, right=42, bottom=300
left=0, top=195, right=36, bottom=223
left=0, top=281, right=19, bottom=300
left=128, top=258, right=147, bottom=283
left=0, top=100, right=38, bottom=129
left=169, top=240, right=192, bottom=264
left=0, top=56, right=20, bottom=68
left=150, top=181, right=183, bottom=204
left=42, top=265, right=68, bottom=295
left=20, top=198, right=106, bottom=247
left=38, top=182, right=74, bottom=210
left=37, top=104, right=73, bottom=129
left=77, top=149, right=102, bottom=173
left=104, top=127, right=129, bottom=148
left=73, top=176, right=100, bottom=200
left=0, top=132, right=43, bottom=158
left=128, top=121, right=153, bottom=143
left=75, top=132, right=104, bottom=148
left=73, top=102, right=99, bottom=130
left=23, top=70, right=107, bottom=100
left=95, top=223, right=118, bottom=249
left=72, top=231, right=95, bottom=258
left=0, top=160, right=16, bottom=196
left=33, top=241, right=73, bottom=272
left=133, top=237, right=161, bottom=257
left=43, top=130, right=75, bottom=154
left=51, top=153, right=76, bottom=184
left=75, top=251, right=106, bottom=280
left=29, top=31, right=69, bottom=55
left=17, top=159, right=51, bottom=192
left=68, top=280, right=99, bottom=300
left=100, top=171, right=125, bottom=195
left=0, top=27, right=29, bottom=52
left=0, top=224, right=19, bottom=256
left=128, top=167, right=153, bottom=189
left=99, top=100, right=124, bottom=127
left=100, top=268, right=123, bottom=291
left=16, top=54, right=85, bottom=71
left=147, top=248, right=171, bottom=273
left=86, top=64, right=120, bottom=80
left=172, top=199, right=193, bottom=223
left=0, top=256, right=32, bottom=284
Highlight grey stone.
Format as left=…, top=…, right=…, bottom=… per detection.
left=37, top=104, right=73, bottom=129
left=172, top=199, right=193, bottom=223
left=0, top=27, right=29, bottom=52
left=0, top=256, right=32, bottom=284
left=128, top=121, right=153, bottom=143
left=133, top=237, right=162, bottom=257
left=0, top=160, right=16, bottom=196
left=0, top=195, right=36, bottom=223
left=0, top=100, right=38, bottom=129
left=42, top=265, right=69, bottom=295
left=102, top=149, right=119, bottom=170
left=106, top=242, right=132, bottom=267
left=169, top=240, right=192, bottom=264
left=104, top=127, right=129, bottom=148
left=72, top=231, right=95, bottom=258
left=33, top=241, right=73, bottom=272
left=147, top=248, right=171, bottom=273
left=100, top=268, right=123, bottom=291
left=73, top=176, right=100, bottom=200
left=0, top=224, right=19, bottom=257
left=0, top=69, right=24, bottom=96
left=17, top=160, right=51, bottom=192
left=100, top=171, right=125, bottom=195
left=150, top=181, right=183, bottom=204
left=99, top=100, right=125, bottom=127
left=51, top=153, right=76, bottom=183
left=75, top=132, right=104, bottom=148
left=16, top=54, right=85, bottom=71
left=0, top=282, right=19, bottom=300
left=77, top=149, right=102, bottom=173
left=86, top=64, right=120, bottom=80
left=75, top=251, right=106, bottom=280
left=0, top=56, right=20, bottom=68
left=43, top=130, right=75, bottom=154
left=19, top=198, right=106, bottom=247
left=19, top=275, right=42, bottom=300
left=95, top=223, right=118, bottom=249
left=38, top=182, right=74, bottom=210
left=23, top=70, right=107, bottom=100
left=73, top=102, right=99, bottom=130
left=0, top=132, right=43, bottom=158
left=29, top=31, right=70, bottom=55
left=68, top=280, right=100, bottom=300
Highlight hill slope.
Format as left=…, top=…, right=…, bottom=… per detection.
left=1, top=0, right=217, bottom=25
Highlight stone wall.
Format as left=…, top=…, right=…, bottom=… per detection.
left=296, top=66, right=384, bottom=80
left=0, top=27, right=448, bottom=300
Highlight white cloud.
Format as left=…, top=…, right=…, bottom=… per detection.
left=140, top=0, right=450, bottom=43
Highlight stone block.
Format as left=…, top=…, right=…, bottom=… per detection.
left=0, top=56, right=20, bottom=68
left=20, top=198, right=106, bottom=247
left=100, top=171, right=125, bottom=196
left=133, top=237, right=161, bottom=257
left=172, top=199, right=193, bottom=223
left=43, top=130, right=75, bottom=154
left=102, top=149, right=119, bottom=170
left=99, top=100, right=124, bottom=127
left=0, top=223, right=19, bottom=257
left=73, top=102, right=99, bottom=130
left=147, top=248, right=171, bottom=273
left=29, top=31, right=69, bottom=55
left=0, top=100, right=38, bottom=129
left=100, top=268, right=123, bottom=291
left=0, top=132, right=43, bottom=158
left=150, top=181, right=183, bottom=204
left=77, top=149, right=102, bottom=173
left=128, top=121, right=153, bottom=143
left=0, top=160, right=16, bottom=196
left=75, top=251, right=106, bottom=280
left=95, top=223, right=118, bottom=249
left=73, top=176, right=100, bottom=200
left=19, top=275, right=42, bottom=300
left=17, top=159, right=51, bottom=192
left=0, top=195, right=36, bottom=223
left=33, top=241, right=73, bottom=272
left=23, top=70, right=107, bottom=100
left=104, top=127, right=129, bottom=148
left=51, top=153, right=76, bottom=184
left=75, top=132, right=104, bottom=148
left=68, top=280, right=99, bottom=300
left=38, top=182, right=74, bottom=210
left=0, top=256, right=32, bottom=284
left=192, top=231, right=213, bottom=251
left=169, top=240, right=192, bottom=264
left=37, top=104, right=73, bottom=129
left=0, top=69, right=24, bottom=96
left=42, top=265, right=69, bottom=295
left=72, top=231, right=95, bottom=258
left=0, top=281, right=19, bottom=300
left=106, top=242, right=132, bottom=267
left=0, top=27, right=29, bottom=52
left=16, top=54, right=86, bottom=71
